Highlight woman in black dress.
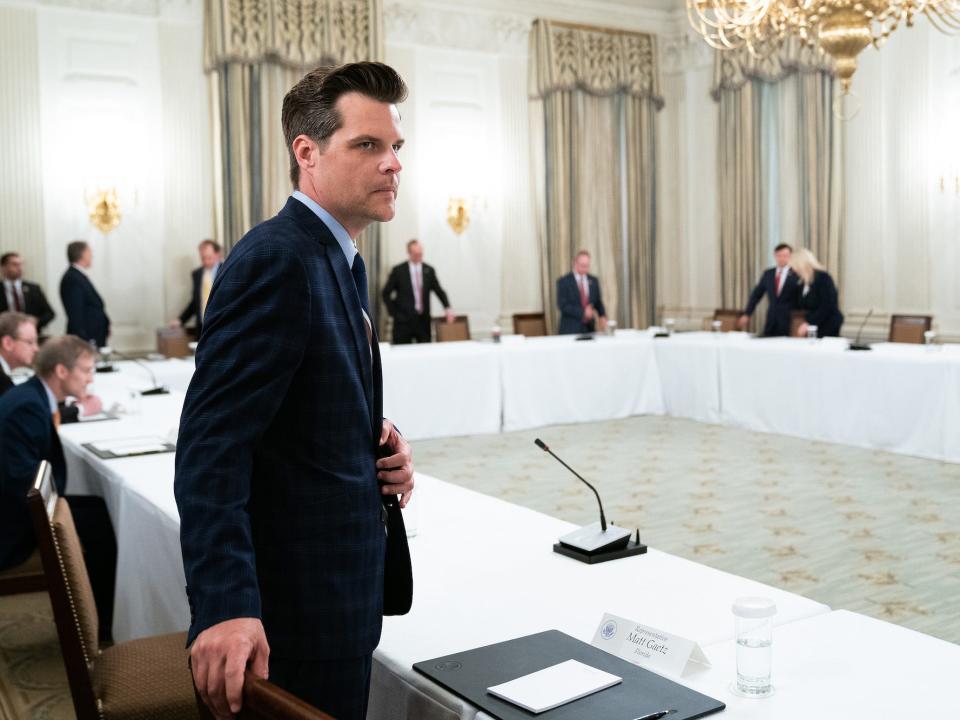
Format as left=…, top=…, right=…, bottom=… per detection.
left=791, top=248, right=844, bottom=337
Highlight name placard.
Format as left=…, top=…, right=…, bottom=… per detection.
left=590, top=612, right=710, bottom=678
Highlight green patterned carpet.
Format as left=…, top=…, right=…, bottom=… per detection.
left=2, top=415, right=957, bottom=718
left=412, top=415, right=960, bottom=644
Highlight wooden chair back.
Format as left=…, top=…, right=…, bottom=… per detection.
left=889, top=315, right=932, bottom=344
left=27, top=461, right=101, bottom=719
left=712, top=309, right=740, bottom=332
left=237, top=670, right=337, bottom=720
left=790, top=310, right=807, bottom=337
left=512, top=312, right=547, bottom=337
left=434, top=315, right=470, bottom=342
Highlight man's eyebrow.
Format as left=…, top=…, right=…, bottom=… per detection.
left=349, top=134, right=404, bottom=146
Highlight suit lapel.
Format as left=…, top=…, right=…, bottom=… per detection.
left=279, top=197, right=376, bottom=426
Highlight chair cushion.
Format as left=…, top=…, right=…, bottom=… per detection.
left=51, top=498, right=99, bottom=660
left=93, top=631, right=200, bottom=719
left=0, top=547, right=43, bottom=579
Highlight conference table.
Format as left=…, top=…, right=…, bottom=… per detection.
left=58, top=400, right=960, bottom=718
left=92, top=330, right=960, bottom=462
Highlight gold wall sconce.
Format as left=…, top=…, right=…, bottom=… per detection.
left=87, top=188, right=122, bottom=234
left=447, top=197, right=470, bottom=235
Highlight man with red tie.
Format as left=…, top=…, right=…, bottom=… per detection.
left=738, top=243, right=801, bottom=336
left=382, top=239, right=454, bottom=343
left=557, top=250, right=607, bottom=335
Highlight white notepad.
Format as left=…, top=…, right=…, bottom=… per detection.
left=487, top=659, right=621, bottom=714
left=88, top=437, right=170, bottom=456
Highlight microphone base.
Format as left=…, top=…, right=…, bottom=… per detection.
left=140, top=386, right=170, bottom=396
left=95, top=363, right=116, bottom=373
left=553, top=539, right=647, bottom=565
left=848, top=344, right=872, bottom=351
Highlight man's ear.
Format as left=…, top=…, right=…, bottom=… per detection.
left=292, top=134, right=317, bottom=175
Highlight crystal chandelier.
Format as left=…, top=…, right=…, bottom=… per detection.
left=687, top=0, right=960, bottom=92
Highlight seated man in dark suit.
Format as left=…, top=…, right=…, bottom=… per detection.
left=0, top=335, right=116, bottom=640
left=1, top=252, right=55, bottom=334
left=0, top=312, right=102, bottom=421
left=737, top=243, right=801, bottom=336
left=0, top=312, right=38, bottom=396
left=382, top=239, right=454, bottom=343
left=170, top=239, right=222, bottom=336
left=60, top=240, right=110, bottom=348
left=557, top=250, right=607, bottom=334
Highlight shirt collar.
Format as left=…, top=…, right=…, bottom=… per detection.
left=292, top=191, right=357, bottom=268
left=72, top=263, right=88, bottom=276
left=38, top=377, right=58, bottom=414
left=0, top=354, right=12, bottom=377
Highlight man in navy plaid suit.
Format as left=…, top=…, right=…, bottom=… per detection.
left=175, top=63, right=414, bottom=720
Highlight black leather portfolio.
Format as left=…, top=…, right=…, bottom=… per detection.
left=414, top=629, right=725, bottom=720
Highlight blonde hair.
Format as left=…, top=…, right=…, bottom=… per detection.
left=790, top=248, right=825, bottom=285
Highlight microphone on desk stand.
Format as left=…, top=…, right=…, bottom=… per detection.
left=108, top=349, right=170, bottom=395
left=848, top=309, right=873, bottom=351
left=534, top=438, right=646, bottom=564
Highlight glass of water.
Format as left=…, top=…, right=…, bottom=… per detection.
left=711, top=320, right=722, bottom=333
left=664, top=318, right=676, bottom=336
left=732, top=597, right=776, bottom=697
left=924, top=330, right=936, bottom=346
left=806, top=325, right=819, bottom=342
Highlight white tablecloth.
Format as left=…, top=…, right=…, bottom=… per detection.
left=652, top=331, right=750, bottom=423
left=499, top=332, right=664, bottom=432
left=719, top=338, right=960, bottom=461
left=59, top=393, right=187, bottom=641
left=381, top=341, right=501, bottom=440
left=371, top=475, right=829, bottom=720
left=684, top=610, right=960, bottom=716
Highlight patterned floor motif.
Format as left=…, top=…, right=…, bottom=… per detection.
left=0, top=593, right=72, bottom=720
left=411, top=415, right=960, bottom=644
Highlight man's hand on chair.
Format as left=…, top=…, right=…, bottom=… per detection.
left=191, top=617, right=269, bottom=719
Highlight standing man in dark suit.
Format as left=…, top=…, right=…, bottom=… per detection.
left=381, top=239, right=454, bottom=343
left=60, top=241, right=110, bottom=348
left=0, top=335, right=116, bottom=639
left=170, top=239, right=222, bottom=335
left=737, top=243, right=800, bottom=336
left=1, top=252, right=55, bottom=333
left=176, top=62, right=414, bottom=720
left=557, top=250, right=607, bottom=335
left=0, top=312, right=38, bottom=396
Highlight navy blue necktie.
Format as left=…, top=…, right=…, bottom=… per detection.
left=351, top=253, right=370, bottom=315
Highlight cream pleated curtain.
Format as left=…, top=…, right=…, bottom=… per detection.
left=713, top=39, right=844, bottom=317
left=529, top=20, right=662, bottom=332
left=204, top=0, right=388, bottom=324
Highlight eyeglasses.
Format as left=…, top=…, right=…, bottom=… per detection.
left=12, top=336, right=39, bottom=348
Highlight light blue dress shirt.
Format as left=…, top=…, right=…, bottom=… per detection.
left=292, top=191, right=358, bottom=268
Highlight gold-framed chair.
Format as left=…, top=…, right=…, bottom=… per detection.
left=711, top=309, right=741, bottom=332
left=27, top=461, right=200, bottom=720
left=434, top=315, right=470, bottom=342
left=889, top=315, right=932, bottom=344
left=790, top=310, right=808, bottom=337
left=512, top=312, right=547, bottom=337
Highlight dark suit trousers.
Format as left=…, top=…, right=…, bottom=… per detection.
left=392, top=314, right=431, bottom=344
left=269, top=654, right=372, bottom=720
left=66, top=495, right=117, bottom=641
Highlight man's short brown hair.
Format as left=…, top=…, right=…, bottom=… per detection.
left=281, top=62, right=408, bottom=188
left=67, top=240, right=89, bottom=264
left=406, top=239, right=420, bottom=251
left=34, top=335, right=94, bottom=378
left=198, top=239, right=222, bottom=253
left=0, top=311, right=35, bottom=339
left=574, top=250, right=590, bottom=260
